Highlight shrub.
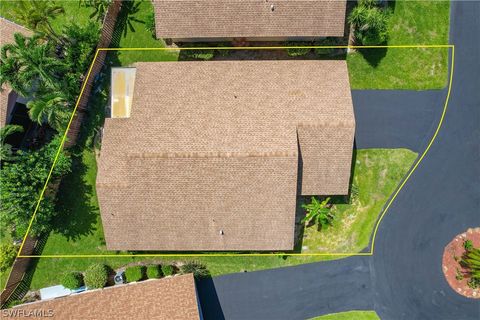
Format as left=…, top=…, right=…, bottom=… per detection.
left=285, top=42, right=311, bottom=57
left=84, top=264, right=108, bottom=289
left=125, top=265, right=145, bottom=283
left=61, top=272, right=84, bottom=289
left=146, top=264, right=162, bottom=279
left=348, top=2, right=389, bottom=45
left=180, top=261, right=210, bottom=278
left=145, top=12, right=156, bottom=38
left=464, top=239, right=474, bottom=251
left=314, top=38, right=337, bottom=56
left=161, top=264, right=175, bottom=276
left=0, top=244, right=17, bottom=272
left=301, top=197, right=334, bottom=230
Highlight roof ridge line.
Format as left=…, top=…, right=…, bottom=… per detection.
left=126, top=151, right=298, bottom=159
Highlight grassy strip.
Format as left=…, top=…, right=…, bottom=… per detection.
left=347, top=0, right=450, bottom=89
left=310, top=310, right=380, bottom=320
left=301, top=149, right=417, bottom=253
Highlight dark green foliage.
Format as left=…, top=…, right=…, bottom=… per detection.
left=125, top=265, right=145, bottom=282
left=145, top=12, right=156, bottom=38
left=301, top=197, right=334, bottom=230
left=0, top=243, right=18, bottom=272
left=0, top=125, right=24, bottom=161
left=464, top=239, right=473, bottom=251
left=0, top=136, right=71, bottom=238
left=461, top=247, right=480, bottom=282
left=61, top=271, right=84, bottom=289
left=0, top=33, right=66, bottom=97
left=84, top=263, right=108, bottom=289
left=146, top=264, right=162, bottom=279
left=348, top=1, right=389, bottom=45
left=62, top=21, right=101, bottom=77
left=180, top=261, right=210, bottom=278
left=314, top=38, right=337, bottom=56
left=285, top=42, right=311, bottom=57
left=161, top=264, right=175, bottom=276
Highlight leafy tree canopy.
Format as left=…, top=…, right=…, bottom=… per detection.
left=0, top=135, right=71, bottom=238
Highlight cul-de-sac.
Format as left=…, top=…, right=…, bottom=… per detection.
left=0, top=1, right=478, bottom=319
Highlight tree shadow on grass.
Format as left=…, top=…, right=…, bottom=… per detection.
left=110, top=0, right=144, bottom=46
left=357, top=46, right=388, bottom=68
left=51, top=154, right=99, bottom=242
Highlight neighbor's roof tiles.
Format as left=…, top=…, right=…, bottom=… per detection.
left=6, top=274, right=200, bottom=320
left=152, top=0, right=347, bottom=39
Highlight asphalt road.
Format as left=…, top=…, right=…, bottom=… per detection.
left=197, top=2, right=480, bottom=319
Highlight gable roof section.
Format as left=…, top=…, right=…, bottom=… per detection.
left=96, top=60, right=354, bottom=251
left=152, top=0, right=347, bottom=39
left=6, top=275, right=200, bottom=320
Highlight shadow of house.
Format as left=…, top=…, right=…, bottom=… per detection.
left=196, top=277, right=226, bottom=320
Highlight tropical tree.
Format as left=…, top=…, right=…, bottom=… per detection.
left=79, top=0, right=112, bottom=22
left=27, top=90, right=71, bottom=132
left=0, top=33, right=66, bottom=96
left=0, top=135, right=71, bottom=238
left=348, top=1, right=389, bottom=45
left=12, top=0, right=65, bottom=42
left=301, top=197, right=333, bottom=229
left=0, top=125, right=24, bottom=161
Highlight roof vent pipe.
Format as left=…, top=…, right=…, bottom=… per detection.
left=271, top=4, right=275, bottom=12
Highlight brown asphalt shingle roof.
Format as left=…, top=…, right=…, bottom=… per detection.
left=0, top=18, right=32, bottom=127
left=5, top=275, right=200, bottom=320
left=96, top=60, right=355, bottom=251
left=152, top=0, right=347, bottom=39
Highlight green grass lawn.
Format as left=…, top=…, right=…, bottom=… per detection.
left=109, top=0, right=178, bottom=66
left=301, top=149, right=417, bottom=253
left=0, top=0, right=96, bottom=33
left=347, top=0, right=450, bottom=89
left=310, top=310, right=380, bottom=320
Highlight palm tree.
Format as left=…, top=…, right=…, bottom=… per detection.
left=27, top=90, right=71, bottom=132
left=0, top=125, right=24, bottom=161
left=1, top=33, right=66, bottom=95
left=301, top=197, right=333, bottom=230
left=12, top=0, right=65, bottom=42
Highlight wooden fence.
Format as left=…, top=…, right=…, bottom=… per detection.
left=0, top=1, right=122, bottom=308
left=65, top=0, right=122, bottom=147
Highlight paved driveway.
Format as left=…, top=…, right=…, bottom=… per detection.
left=197, top=2, right=480, bottom=319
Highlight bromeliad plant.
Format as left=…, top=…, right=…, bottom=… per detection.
left=301, top=197, right=333, bottom=230
left=461, top=245, right=480, bottom=289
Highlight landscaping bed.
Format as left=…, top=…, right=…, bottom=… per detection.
left=301, top=149, right=417, bottom=253
left=442, top=228, right=480, bottom=298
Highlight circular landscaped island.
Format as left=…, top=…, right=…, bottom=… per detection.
left=442, top=228, right=480, bottom=298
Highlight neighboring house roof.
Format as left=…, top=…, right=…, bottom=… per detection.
left=0, top=17, right=32, bottom=127
left=152, top=0, right=347, bottom=39
left=5, top=274, right=200, bottom=320
left=96, top=60, right=355, bottom=251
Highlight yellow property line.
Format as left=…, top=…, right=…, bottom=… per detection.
left=17, top=45, right=454, bottom=258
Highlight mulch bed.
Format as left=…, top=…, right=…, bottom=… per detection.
left=442, top=227, right=480, bottom=299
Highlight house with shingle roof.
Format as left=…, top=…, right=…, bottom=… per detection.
left=96, top=60, right=355, bottom=251
left=0, top=17, right=32, bottom=127
left=152, top=0, right=347, bottom=43
left=3, top=274, right=201, bottom=320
